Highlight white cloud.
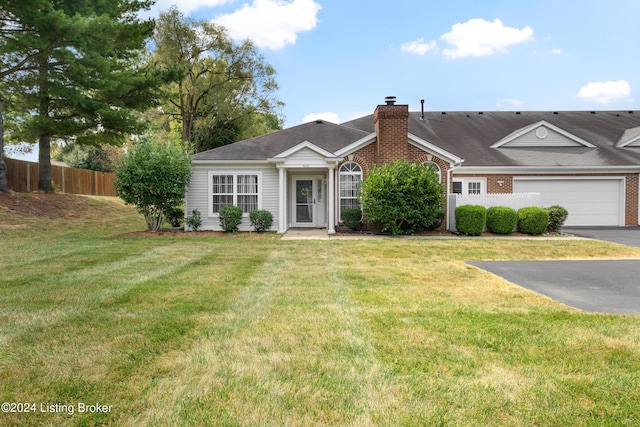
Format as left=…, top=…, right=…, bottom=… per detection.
left=400, top=38, right=437, bottom=56
left=440, top=18, right=533, bottom=59
left=303, top=112, right=339, bottom=124
left=214, top=0, right=322, bottom=50
left=496, top=98, right=525, bottom=109
left=577, top=80, right=631, bottom=103
left=552, top=48, right=563, bottom=55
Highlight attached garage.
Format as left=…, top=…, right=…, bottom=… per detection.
left=513, top=177, right=625, bottom=226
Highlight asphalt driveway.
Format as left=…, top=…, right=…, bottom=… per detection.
left=468, top=260, right=640, bottom=314
left=563, top=226, right=640, bottom=247
left=469, top=227, right=640, bottom=314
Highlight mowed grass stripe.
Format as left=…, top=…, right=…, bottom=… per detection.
left=130, top=242, right=398, bottom=426
left=1, top=242, right=211, bottom=341
left=0, top=238, right=271, bottom=426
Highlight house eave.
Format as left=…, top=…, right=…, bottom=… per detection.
left=334, top=133, right=376, bottom=157
left=408, top=133, right=463, bottom=164
left=455, top=165, right=640, bottom=175
left=192, top=159, right=270, bottom=165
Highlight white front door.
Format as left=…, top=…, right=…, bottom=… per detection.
left=292, top=176, right=325, bottom=227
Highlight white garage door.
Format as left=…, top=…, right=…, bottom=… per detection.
left=513, top=178, right=623, bottom=226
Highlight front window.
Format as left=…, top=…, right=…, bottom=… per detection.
left=212, top=175, right=234, bottom=213
left=468, top=181, right=481, bottom=195
left=237, top=175, right=259, bottom=213
left=339, top=162, right=362, bottom=219
left=422, top=161, right=441, bottom=183
left=209, top=172, right=261, bottom=215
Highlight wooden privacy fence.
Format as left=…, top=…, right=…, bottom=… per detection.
left=5, top=157, right=117, bottom=196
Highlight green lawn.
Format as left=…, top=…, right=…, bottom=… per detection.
left=1, top=195, right=640, bottom=426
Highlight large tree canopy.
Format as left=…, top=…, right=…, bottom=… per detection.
left=0, top=0, right=160, bottom=191
left=151, top=7, right=283, bottom=153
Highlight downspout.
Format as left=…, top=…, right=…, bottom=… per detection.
left=446, top=159, right=464, bottom=230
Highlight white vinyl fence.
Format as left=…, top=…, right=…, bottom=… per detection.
left=447, top=192, right=541, bottom=231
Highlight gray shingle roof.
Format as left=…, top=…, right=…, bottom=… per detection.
left=194, top=110, right=640, bottom=167
left=192, top=120, right=369, bottom=161
left=344, top=111, right=640, bottom=167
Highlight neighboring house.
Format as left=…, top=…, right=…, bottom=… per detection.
left=186, top=97, right=640, bottom=232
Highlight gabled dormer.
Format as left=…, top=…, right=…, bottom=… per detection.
left=617, top=126, right=640, bottom=147
left=268, top=140, right=342, bottom=168
left=491, top=120, right=596, bottom=148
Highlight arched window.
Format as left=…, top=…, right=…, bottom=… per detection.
left=339, top=162, right=362, bottom=219
left=422, top=161, right=441, bottom=183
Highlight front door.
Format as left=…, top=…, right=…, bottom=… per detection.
left=292, top=176, right=324, bottom=227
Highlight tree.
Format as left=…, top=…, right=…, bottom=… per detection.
left=54, top=143, right=122, bottom=172
left=151, top=7, right=283, bottom=152
left=360, top=160, right=445, bottom=235
left=0, top=5, right=43, bottom=193
left=114, top=135, right=192, bottom=232
left=0, top=93, right=8, bottom=192
left=0, top=0, right=159, bottom=192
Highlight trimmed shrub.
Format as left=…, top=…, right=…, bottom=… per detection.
left=164, top=205, right=184, bottom=227
left=546, top=205, right=569, bottom=233
left=360, top=160, right=445, bottom=235
left=517, top=207, right=550, bottom=235
left=455, top=205, right=486, bottom=236
left=219, top=205, right=243, bottom=233
left=486, top=206, right=517, bottom=234
left=341, top=208, right=362, bottom=231
left=249, top=209, right=273, bottom=233
left=186, top=209, right=202, bottom=231
left=114, top=135, right=191, bottom=232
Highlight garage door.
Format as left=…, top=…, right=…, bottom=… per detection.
left=513, top=178, right=623, bottom=226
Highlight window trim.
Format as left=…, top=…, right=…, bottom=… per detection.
left=208, top=171, right=262, bottom=217
left=338, top=161, right=363, bottom=221
left=452, top=178, right=486, bottom=195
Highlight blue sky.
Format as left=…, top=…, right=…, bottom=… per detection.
left=8, top=0, right=640, bottom=160
left=175, top=0, right=640, bottom=127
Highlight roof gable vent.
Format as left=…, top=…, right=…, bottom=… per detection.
left=492, top=121, right=596, bottom=148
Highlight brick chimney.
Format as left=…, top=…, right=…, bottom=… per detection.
left=373, top=96, right=409, bottom=164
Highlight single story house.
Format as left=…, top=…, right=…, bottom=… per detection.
left=185, top=97, right=640, bottom=232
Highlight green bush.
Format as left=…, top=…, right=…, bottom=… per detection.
left=249, top=209, right=273, bottom=232
left=517, top=207, right=550, bottom=235
left=486, top=206, right=517, bottom=234
left=219, top=205, right=243, bottom=233
left=360, top=160, right=445, bottom=235
left=164, top=205, right=184, bottom=227
left=186, top=209, right=202, bottom=231
left=455, top=205, right=486, bottom=236
left=341, top=208, right=362, bottom=231
left=546, top=205, right=569, bottom=233
left=114, top=135, right=191, bottom=232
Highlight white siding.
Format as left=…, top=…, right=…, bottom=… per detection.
left=186, top=164, right=279, bottom=231
left=506, top=127, right=584, bottom=147
left=283, top=148, right=328, bottom=167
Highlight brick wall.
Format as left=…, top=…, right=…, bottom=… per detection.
left=373, top=104, right=409, bottom=164
left=625, top=174, right=639, bottom=225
